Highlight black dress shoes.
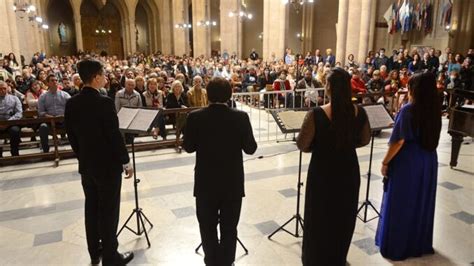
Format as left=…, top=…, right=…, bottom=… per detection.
left=117, top=251, right=134, bottom=265
left=101, top=251, right=134, bottom=266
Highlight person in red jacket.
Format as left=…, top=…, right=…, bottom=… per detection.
left=351, top=69, right=367, bottom=94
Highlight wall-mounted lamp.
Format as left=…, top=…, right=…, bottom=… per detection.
left=296, top=32, right=303, bottom=42
left=175, top=23, right=192, bottom=29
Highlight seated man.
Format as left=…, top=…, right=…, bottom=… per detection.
left=37, top=74, right=71, bottom=153
left=0, top=81, right=22, bottom=157
left=115, top=79, right=142, bottom=144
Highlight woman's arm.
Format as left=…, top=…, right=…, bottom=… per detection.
left=381, top=139, right=405, bottom=177
left=296, top=109, right=315, bottom=153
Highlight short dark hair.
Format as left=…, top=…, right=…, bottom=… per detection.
left=77, top=59, right=103, bottom=84
left=206, top=77, right=232, bottom=103
left=46, top=74, right=56, bottom=82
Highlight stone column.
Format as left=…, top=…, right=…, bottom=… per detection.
left=344, top=0, right=362, bottom=64
left=158, top=0, right=173, bottom=54
left=335, top=0, right=349, bottom=65
left=73, top=13, right=83, bottom=52
left=6, top=0, right=21, bottom=59
left=129, top=14, right=137, bottom=54
left=302, top=3, right=314, bottom=54
left=357, top=0, right=372, bottom=64
left=262, top=0, right=288, bottom=61
left=192, top=0, right=211, bottom=57
left=220, top=0, right=242, bottom=58
left=172, top=0, right=190, bottom=56
left=368, top=0, right=377, bottom=52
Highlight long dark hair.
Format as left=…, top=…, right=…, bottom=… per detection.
left=326, top=68, right=355, bottom=149
left=408, top=72, right=441, bottom=151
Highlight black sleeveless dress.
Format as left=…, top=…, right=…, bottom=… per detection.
left=302, top=106, right=368, bottom=266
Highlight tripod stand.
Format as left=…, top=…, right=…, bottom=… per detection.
left=195, top=236, right=249, bottom=255
left=117, top=139, right=154, bottom=247
left=268, top=150, right=304, bottom=239
left=356, top=132, right=380, bottom=223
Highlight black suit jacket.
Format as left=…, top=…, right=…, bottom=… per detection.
left=65, top=87, right=129, bottom=178
left=183, top=104, right=257, bottom=199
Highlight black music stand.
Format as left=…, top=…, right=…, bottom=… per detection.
left=116, top=108, right=160, bottom=247
left=195, top=235, right=249, bottom=255
left=357, top=104, right=394, bottom=223
left=268, top=109, right=308, bottom=239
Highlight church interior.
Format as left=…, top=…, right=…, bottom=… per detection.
left=0, top=0, right=473, bottom=265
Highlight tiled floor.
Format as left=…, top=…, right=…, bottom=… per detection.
left=0, top=114, right=473, bottom=265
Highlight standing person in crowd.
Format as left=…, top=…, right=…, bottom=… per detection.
left=64, top=58, right=134, bottom=266
left=374, top=48, right=389, bottom=70
left=183, top=77, right=257, bottom=266
left=0, top=81, right=22, bottom=158
left=439, top=47, right=451, bottom=66
left=249, top=48, right=259, bottom=61
left=37, top=74, right=71, bottom=153
left=285, top=48, right=295, bottom=65
left=324, top=49, right=335, bottom=67
left=297, top=68, right=370, bottom=266
left=428, top=48, right=440, bottom=72
left=376, top=72, right=441, bottom=261
left=187, top=75, right=208, bottom=107
left=312, top=49, right=324, bottom=65
left=346, top=54, right=358, bottom=68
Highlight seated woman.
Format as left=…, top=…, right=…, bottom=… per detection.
left=272, top=71, right=291, bottom=108
left=166, top=80, right=189, bottom=137
left=143, top=78, right=166, bottom=140
left=24, top=80, right=45, bottom=110
left=376, top=72, right=441, bottom=261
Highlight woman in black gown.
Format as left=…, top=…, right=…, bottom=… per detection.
left=297, top=68, right=371, bottom=265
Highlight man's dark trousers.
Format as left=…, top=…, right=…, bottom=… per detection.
left=196, top=197, right=242, bottom=266
left=81, top=173, right=122, bottom=265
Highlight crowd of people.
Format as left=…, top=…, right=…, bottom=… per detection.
left=0, top=46, right=473, bottom=158
left=0, top=45, right=472, bottom=265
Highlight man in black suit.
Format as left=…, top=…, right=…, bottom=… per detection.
left=64, top=59, right=134, bottom=266
left=183, top=77, right=257, bottom=266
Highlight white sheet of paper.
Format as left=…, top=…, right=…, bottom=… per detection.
left=363, top=105, right=394, bottom=130
left=117, top=108, right=138, bottom=130
left=277, top=111, right=307, bottom=130
left=127, top=109, right=159, bottom=132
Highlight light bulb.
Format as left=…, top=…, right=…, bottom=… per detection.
left=35, top=16, right=43, bottom=23
left=248, top=14, right=253, bottom=19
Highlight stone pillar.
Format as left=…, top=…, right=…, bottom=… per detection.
left=6, top=0, right=21, bottom=59
left=262, top=0, right=288, bottom=60
left=129, top=14, right=137, bottom=54
left=158, top=0, right=173, bottom=54
left=302, top=3, right=314, bottom=54
left=344, top=0, right=362, bottom=64
left=172, top=0, right=190, bottom=56
left=335, top=0, right=349, bottom=65
left=192, top=0, right=211, bottom=57
left=73, top=13, right=83, bottom=52
left=357, top=0, right=372, bottom=64
left=220, top=0, right=242, bottom=58
left=368, top=0, right=377, bottom=52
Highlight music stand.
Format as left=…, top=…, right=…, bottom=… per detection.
left=268, top=109, right=308, bottom=239
left=195, top=235, right=249, bottom=255
left=116, top=108, right=160, bottom=247
left=357, top=104, right=394, bottom=223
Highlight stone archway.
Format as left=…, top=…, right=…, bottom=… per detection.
left=80, top=0, right=124, bottom=57
left=45, top=0, right=77, bottom=56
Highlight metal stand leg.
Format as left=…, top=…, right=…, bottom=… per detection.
left=268, top=150, right=305, bottom=239
left=117, top=139, right=154, bottom=247
left=356, top=133, right=381, bottom=223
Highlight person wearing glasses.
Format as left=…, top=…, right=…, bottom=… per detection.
left=37, top=74, right=70, bottom=153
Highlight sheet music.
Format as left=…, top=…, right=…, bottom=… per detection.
left=127, top=109, right=159, bottom=132
left=278, top=111, right=307, bottom=130
left=117, top=108, right=138, bottom=130
left=363, top=105, right=394, bottom=130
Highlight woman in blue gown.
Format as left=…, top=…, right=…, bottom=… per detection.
left=376, top=72, right=442, bottom=261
